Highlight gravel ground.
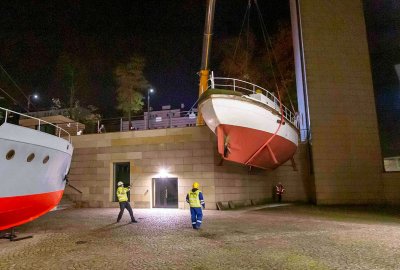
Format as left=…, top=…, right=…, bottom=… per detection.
left=1, top=204, right=400, bottom=270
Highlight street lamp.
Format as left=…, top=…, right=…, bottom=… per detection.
left=27, top=94, right=39, bottom=112
left=147, top=88, right=154, bottom=129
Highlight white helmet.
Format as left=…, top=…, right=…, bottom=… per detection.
left=117, top=181, right=124, bottom=186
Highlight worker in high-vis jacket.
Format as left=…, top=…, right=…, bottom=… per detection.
left=116, top=181, right=138, bottom=223
left=186, top=182, right=205, bottom=229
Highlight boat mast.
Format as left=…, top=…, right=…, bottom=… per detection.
left=197, top=0, right=216, bottom=125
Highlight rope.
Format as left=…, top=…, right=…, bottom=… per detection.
left=186, top=94, right=203, bottom=117
left=246, top=90, right=285, bottom=165
left=0, top=87, right=21, bottom=106
left=0, top=62, right=31, bottom=112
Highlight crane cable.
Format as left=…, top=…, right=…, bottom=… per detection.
left=228, top=0, right=252, bottom=78
left=254, top=0, right=296, bottom=114
left=244, top=0, right=251, bottom=79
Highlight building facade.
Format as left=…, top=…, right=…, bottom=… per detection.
left=120, top=106, right=197, bottom=131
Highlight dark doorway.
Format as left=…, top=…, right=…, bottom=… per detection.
left=113, top=162, right=130, bottom=202
left=153, top=178, right=178, bottom=208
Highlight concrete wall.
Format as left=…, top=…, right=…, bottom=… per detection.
left=383, top=173, right=400, bottom=205
left=214, top=141, right=310, bottom=205
left=297, top=0, right=384, bottom=204
left=66, top=126, right=308, bottom=209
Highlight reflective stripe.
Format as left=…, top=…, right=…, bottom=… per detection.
left=192, top=222, right=196, bottom=224
left=197, top=220, right=202, bottom=223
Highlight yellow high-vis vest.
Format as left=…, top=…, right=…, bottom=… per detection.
left=188, top=190, right=201, bottom=208
left=117, top=186, right=129, bottom=202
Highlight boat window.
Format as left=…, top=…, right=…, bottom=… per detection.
left=27, top=153, right=35, bottom=162
left=6, top=150, right=15, bottom=160
left=43, top=155, right=50, bottom=164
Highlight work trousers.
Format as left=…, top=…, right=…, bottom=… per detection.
left=190, top=207, right=203, bottom=229
left=117, top=201, right=135, bottom=222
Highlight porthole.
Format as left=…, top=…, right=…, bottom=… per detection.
left=6, top=150, right=15, bottom=160
left=43, top=155, right=50, bottom=164
left=27, top=153, right=35, bottom=162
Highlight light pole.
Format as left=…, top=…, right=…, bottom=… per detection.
left=147, top=88, right=154, bottom=129
left=27, top=94, right=39, bottom=112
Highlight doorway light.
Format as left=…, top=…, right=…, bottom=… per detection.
left=159, top=168, right=169, bottom=178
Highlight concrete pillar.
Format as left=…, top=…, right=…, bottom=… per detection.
left=291, top=0, right=384, bottom=204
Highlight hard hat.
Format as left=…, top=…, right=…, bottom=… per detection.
left=192, top=182, right=199, bottom=189
left=117, top=181, right=124, bottom=186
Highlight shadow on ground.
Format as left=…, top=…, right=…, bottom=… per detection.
left=1, top=204, right=400, bottom=270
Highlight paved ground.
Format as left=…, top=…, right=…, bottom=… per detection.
left=1, top=204, right=400, bottom=270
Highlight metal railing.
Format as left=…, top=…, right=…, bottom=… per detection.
left=209, top=75, right=298, bottom=127
left=90, top=110, right=199, bottom=135
left=0, top=106, right=71, bottom=142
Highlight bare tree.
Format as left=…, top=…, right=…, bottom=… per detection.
left=215, top=23, right=296, bottom=109
left=266, top=23, right=296, bottom=109
left=216, top=32, right=260, bottom=83
left=53, top=52, right=91, bottom=117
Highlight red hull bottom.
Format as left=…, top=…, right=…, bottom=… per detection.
left=217, top=124, right=297, bottom=170
left=0, top=190, right=64, bottom=231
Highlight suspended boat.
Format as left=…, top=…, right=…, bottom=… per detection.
left=199, top=75, right=298, bottom=169
left=197, top=0, right=299, bottom=169
left=0, top=107, right=73, bottom=231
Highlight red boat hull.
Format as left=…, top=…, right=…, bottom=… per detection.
left=0, top=190, right=64, bottom=231
left=217, top=124, right=297, bottom=170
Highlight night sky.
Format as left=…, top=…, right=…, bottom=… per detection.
left=1, top=1, right=399, bottom=157
left=0, top=0, right=290, bottom=116
left=363, top=0, right=400, bottom=157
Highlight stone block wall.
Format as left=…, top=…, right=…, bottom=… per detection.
left=66, top=126, right=308, bottom=209
left=382, top=173, right=400, bottom=205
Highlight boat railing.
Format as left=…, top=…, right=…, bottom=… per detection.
left=0, top=106, right=71, bottom=142
left=209, top=76, right=297, bottom=126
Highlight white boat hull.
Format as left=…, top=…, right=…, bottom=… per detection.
left=0, top=123, right=73, bottom=230
left=199, top=94, right=299, bottom=169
